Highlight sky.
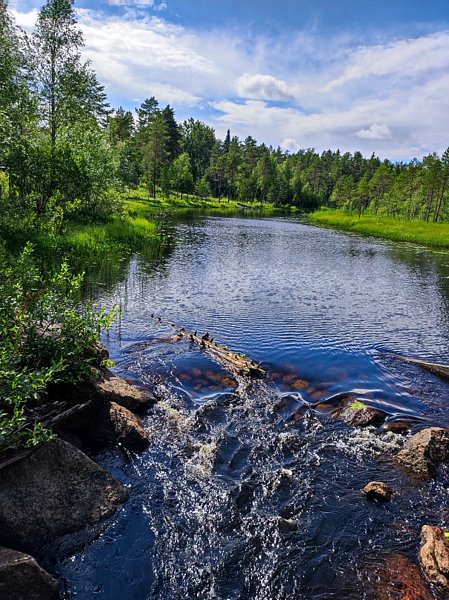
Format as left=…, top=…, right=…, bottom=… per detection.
left=8, top=0, right=449, bottom=160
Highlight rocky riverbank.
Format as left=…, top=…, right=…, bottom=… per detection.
left=0, top=344, right=157, bottom=600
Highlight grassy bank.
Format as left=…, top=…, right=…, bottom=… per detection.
left=309, top=209, right=449, bottom=249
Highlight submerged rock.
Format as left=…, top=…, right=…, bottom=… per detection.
left=396, top=427, right=449, bottom=479
left=0, top=439, right=128, bottom=553
left=375, top=553, right=434, bottom=600
left=363, top=481, right=394, bottom=502
left=0, top=547, right=59, bottom=600
left=95, top=401, right=150, bottom=451
left=419, top=525, right=449, bottom=589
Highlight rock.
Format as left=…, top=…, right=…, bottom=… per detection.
left=382, top=421, right=411, bottom=435
left=290, top=379, right=309, bottom=390
left=363, top=481, right=394, bottom=502
left=0, top=439, right=127, bottom=553
left=0, top=547, right=59, bottom=600
left=375, top=553, right=434, bottom=599
left=335, top=404, right=386, bottom=427
left=396, top=427, right=449, bottom=478
left=93, top=369, right=157, bottom=413
left=95, top=402, right=150, bottom=451
left=419, top=525, right=449, bottom=588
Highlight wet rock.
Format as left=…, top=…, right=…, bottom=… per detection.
left=375, top=553, right=434, bottom=600
left=419, top=525, right=449, bottom=588
left=95, top=402, right=150, bottom=451
left=0, top=439, right=127, bottom=553
left=396, top=427, right=449, bottom=478
left=335, top=404, right=386, bottom=427
left=290, top=379, right=309, bottom=390
left=382, top=421, right=411, bottom=435
left=0, top=547, right=59, bottom=600
left=93, top=369, right=157, bottom=413
left=363, top=481, right=394, bottom=502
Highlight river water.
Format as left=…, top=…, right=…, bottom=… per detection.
left=59, top=215, right=449, bottom=599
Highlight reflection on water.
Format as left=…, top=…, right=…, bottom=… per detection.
left=60, top=216, right=449, bottom=599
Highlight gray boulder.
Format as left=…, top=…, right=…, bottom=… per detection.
left=396, top=427, right=449, bottom=479
left=0, top=547, right=59, bottom=600
left=0, top=439, right=127, bottom=553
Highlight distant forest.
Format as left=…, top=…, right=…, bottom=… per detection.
left=1, top=0, right=449, bottom=226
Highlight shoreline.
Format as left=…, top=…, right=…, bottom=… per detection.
left=309, top=209, right=449, bottom=249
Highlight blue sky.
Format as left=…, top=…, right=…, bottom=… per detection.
left=9, top=0, right=449, bottom=159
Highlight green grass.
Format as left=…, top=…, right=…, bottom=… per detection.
left=122, top=186, right=283, bottom=216
left=309, top=209, right=449, bottom=248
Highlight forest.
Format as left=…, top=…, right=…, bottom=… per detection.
left=1, top=0, right=449, bottom=449
left=1, top=0, right=449, bottom=238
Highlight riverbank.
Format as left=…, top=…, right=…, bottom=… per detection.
left=309, top=209, right=449, bottom=249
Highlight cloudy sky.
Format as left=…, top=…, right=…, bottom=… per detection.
left=9, top=0, right=449, bottom=160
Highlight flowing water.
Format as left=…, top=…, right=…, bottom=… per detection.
left=59, top=215, right=449, bottom=599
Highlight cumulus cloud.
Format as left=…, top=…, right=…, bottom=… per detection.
left=237, top=73, right=293, bottom=101
left=355, top=124, right=392, bottom=140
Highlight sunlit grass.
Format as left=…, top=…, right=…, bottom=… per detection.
left=309, top=209, right=449, bottom=248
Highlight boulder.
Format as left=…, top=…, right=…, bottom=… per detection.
left=335, top=404, right=386, bottom=427
left=0, top=547, right=59, bottom=600
left=0, top=439, right=127, bottom=554
left=363, top=481, right=394, bottom=502
left=419, top=525, right=449, bottom=589
left=93, top=370, right=157, bottom=412
left=396, top=427, right=449, bottom=479
left=95, top=402, right=150, bottom=451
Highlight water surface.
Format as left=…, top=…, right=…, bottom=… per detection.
left=60, top=215, right=449, bottom=599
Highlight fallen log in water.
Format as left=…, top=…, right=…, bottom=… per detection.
left=392, top=355, right=449, bottom=383
left=152, top=316, right=266, bottom=379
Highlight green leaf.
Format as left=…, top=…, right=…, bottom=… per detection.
left=349, top=401, right=366, bottom=410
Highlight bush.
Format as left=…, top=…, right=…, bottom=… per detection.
left=0, top=243, right=117, bottom=450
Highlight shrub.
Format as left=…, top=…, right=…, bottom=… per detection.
left=0, top=243, right=117, bottom=450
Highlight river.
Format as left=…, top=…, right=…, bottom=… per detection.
left=59, top=214, right=449, bottom=599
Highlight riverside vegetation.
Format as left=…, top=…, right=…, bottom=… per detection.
left=1, top=0, right=449, bottom=449
left=1, top=0, right=449, bottom=448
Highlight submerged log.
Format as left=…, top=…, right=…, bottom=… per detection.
left=154, top=318, right=265, bottom=379
left=393, top=355, right=449, bottom=383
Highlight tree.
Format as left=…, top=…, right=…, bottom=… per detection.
left=136, top=96, right=159, bottom=129
left=31, top=0, right=110, bottom=212
left=194, top=177, right=210, bottom=200
left=172, top=152, right=193, bottom=198
left=181, top=118, right=216, bottom=181
left=142, top=114, right=169, bottom=198
left=162, top=104, right=181, bottom=161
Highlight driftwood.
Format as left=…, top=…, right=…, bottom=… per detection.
left=393, top=355, right=449, bottom=383
left=153, top=316, right=265, bottom=379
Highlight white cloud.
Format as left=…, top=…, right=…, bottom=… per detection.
left=281, top=138, right=300, bottom=152
left=355, top=123, right=392, bottom=140
left=9, top=5, right=449, bottom=159
left=237, top=73, right=293, bottom=101
left=324, top=31, right=449, bottom=91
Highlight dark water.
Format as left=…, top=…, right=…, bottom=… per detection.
left=60, top=216, right=449, bottom=599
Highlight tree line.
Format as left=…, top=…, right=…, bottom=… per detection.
left=1, top=0, right=449, bottom=229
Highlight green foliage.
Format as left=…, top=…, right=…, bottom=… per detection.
left=349, top=401, right=366, bottom=410
left=0, top=243, right=117, bottom=450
